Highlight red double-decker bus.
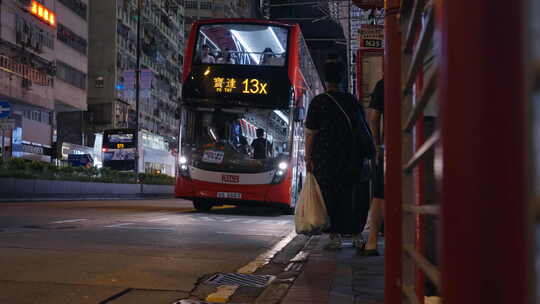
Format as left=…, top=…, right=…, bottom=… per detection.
left=175, top=19, right=323, bottom=212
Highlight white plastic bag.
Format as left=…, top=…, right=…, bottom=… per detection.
left=294, top=173, right=329, bottom=235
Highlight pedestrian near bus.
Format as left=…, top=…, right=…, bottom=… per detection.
left=304, top=58, right=374, bottom=249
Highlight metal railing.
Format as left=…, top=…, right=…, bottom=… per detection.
left=399, top=1, right=439, bottom=303
left=0, top=55, right=51, bottom=86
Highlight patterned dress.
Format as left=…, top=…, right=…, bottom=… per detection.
left=305, top=91, right=370, bottom=235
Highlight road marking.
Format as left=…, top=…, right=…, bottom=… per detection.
left=114, top=226, right=176, bottom=231
left=242, top=219, right=258, bottom=224
left=50, top=219, right=88, bottom=224
left=237, top=229, right=296, bottom=274
left=222, top=218, right=240, bottom=223
left=205, top=285, right=238, bottom=303
left=200, top=217, right=217, bottom=221
left=104, top=223, right=133, bottom=228
left=216, top=232, right=278, bottom=236
left=147, top=217, right=169, bottom=222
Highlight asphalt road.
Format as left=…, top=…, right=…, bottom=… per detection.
left=0, top=199, right=295, bottom=304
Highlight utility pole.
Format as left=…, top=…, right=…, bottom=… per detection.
left=347, top=0, right=353, bottom=94
left=135, top=0, right=142, bottom=189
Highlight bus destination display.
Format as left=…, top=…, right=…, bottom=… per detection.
left=212, top=77, right=269, bottom=95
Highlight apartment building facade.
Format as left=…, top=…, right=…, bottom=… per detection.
left=0, top=0, right=88, bottom=162
left=88, top=0, right=184, bottom=145
left=184, top=0, right=262, bottom=38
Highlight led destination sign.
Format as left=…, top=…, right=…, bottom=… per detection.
left=182, top=65, right=292, bottom=107
left=212, top=77, right=269, bottom=95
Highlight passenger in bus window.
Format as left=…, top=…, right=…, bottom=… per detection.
left=217, top=48, right=236, bottom=64
left=261, top=47, right=282, bottom=66
left=197, top=44, right=215, bottom=64
left=251, top=128, right=273, bottom=159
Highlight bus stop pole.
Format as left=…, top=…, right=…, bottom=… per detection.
left=384, top=0, right=402, bottom=303
left=439, top=0, right=533, bottom=303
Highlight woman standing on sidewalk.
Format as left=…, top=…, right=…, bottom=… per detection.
left=304, top=58, right=373, bottom=249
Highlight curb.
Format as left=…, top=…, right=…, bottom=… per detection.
left=252, top=235, right=318, bottom=304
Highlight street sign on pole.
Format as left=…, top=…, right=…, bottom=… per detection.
left=0, top=101, right=11, bottom=119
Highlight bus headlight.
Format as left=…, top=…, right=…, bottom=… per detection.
left=272, top=169, right=287, bottom=184
left=272, top=161, right=288, bottom=184
left=179, top=156, right=187, bottom=164
left=179, top=163, right=190, bottom=178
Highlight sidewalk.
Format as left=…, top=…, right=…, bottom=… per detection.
left=281, top=234, right=384, bottom=304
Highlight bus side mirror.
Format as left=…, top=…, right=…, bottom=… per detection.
left=293, top=107, right=305, bottom=122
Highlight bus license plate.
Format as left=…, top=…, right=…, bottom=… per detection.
left=202, top=150, right=224, bottom=164
left=217, top=192, right=242, bottom=199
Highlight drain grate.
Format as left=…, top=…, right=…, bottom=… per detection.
left=204, top=273, right=274, bottom=288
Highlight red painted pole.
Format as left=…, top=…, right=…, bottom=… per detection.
left=438, top=0, right=532, bottom=303
left=414, top=65, right=425, bottom=301
left=383, top=1, right=402, bottom=303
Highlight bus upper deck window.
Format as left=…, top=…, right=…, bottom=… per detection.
left=196, top=24, right=288, bottom=67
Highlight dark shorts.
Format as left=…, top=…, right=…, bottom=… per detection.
left=373, top=154, right=384, bottom=199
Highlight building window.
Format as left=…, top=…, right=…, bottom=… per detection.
left=15, top=15, right=54, bottom=50
left=56, top=60, right=87, bottom=90
left=200, top=1, right=212, bottom=9
left=42, top=112, right=50, bottom=124
left=57, top=24, right=87, bottom=54
left=58, top=0, right=87, bottom=20
left=31, top=110, right=41, bottom=122
left=185, top=0, right=197, bottom=9
left=23, top=109, right=50, bottom=124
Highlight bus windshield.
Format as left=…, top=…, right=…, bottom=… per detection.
left=195, top=23, right=289, bottom=67
left=181, top=107, right=290, bottom=174
left=103, top=131, right=136, bottom=149
left=102, top=130, right=137, bottom=171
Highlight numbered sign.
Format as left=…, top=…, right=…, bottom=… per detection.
left=202, top=150, right=225, bottom=164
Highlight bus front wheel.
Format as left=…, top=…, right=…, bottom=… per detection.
left=193, top=199, right=213, bottom=212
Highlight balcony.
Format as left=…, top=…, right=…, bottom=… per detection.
left=0, top=67, right=54, bottom=110
left=0, top=55, right=52, bottom=86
